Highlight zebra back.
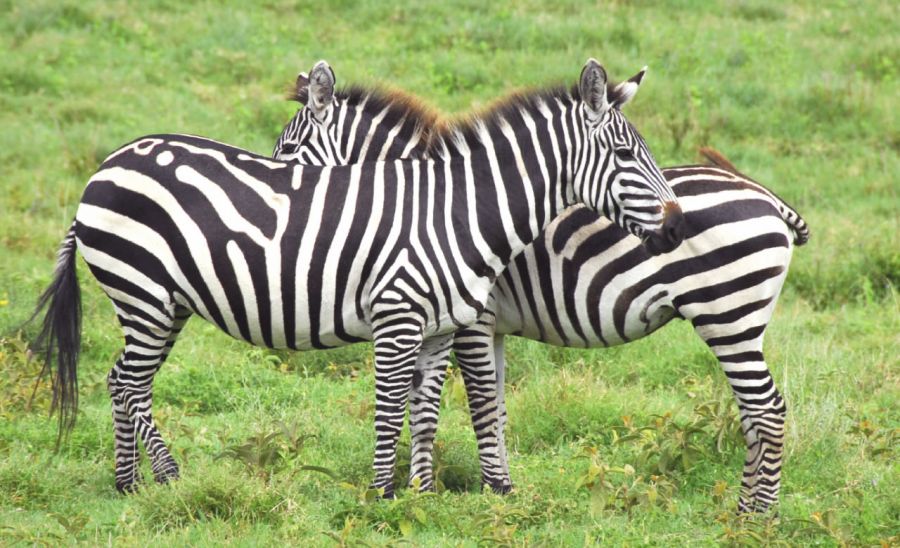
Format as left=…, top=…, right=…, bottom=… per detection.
left=699, top=147, right=809, bottom=246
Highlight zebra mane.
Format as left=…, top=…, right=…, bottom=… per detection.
left=428, top=80, right=628, bottom=159
left=288, top=82, right=440, bottom=144
left=283, top=74, right=628, bottom=161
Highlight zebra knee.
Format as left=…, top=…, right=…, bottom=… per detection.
left=107, top=364, right=123, bottom=397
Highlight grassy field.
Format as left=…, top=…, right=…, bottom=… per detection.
left=1, top=0, right=898, bottom=545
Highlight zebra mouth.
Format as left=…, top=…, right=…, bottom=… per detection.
left=641, top=204, right=685, bottom=255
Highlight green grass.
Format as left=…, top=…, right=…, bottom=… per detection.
left=1, top=0, right=898, bottom=544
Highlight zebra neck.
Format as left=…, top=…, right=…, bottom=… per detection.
left=336, top=97, right=432, bottom=163
left=447, top=121, right=572, bottom=279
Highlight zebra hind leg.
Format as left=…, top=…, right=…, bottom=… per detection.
left=108, top=367, right=142, bottom=493
left=699, top=327, right=785, bottom=513
left=108, top=303, right=191, bottom=492
left=407, top=334, right=454, bottom=491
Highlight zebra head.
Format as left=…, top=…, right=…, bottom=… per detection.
left=273, top=60, right=434, bottom=165
left=272, top=60, right=340, bottom=164
left=574, top=59, right=684, bottom=255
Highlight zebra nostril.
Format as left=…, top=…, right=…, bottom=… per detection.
left=667, top=223, right=681, bottom=242
left=663, top=204, right=685, bottom=245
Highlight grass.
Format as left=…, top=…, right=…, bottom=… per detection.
left=1, top=0, right=898, bottom=544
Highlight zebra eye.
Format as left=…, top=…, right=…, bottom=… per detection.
left=280, top=143, right=299, bottom=154
left=615, top=148, right=634, bottom=161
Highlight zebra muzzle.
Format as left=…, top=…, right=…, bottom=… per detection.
left=644, top=202, right=685, bottom=255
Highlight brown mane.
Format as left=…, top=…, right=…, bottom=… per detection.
left=428, top=79, right=628, bottom=158
left=284, top=74, right=628, bottom=159
left=287, top=80, right=440, bottom=132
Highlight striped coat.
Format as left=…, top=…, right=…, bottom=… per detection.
left=272, top=64, right=807, bottom=511
left=31, top=59, right=683, bottom=497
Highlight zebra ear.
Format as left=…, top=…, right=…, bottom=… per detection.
left=611, top=67, right=647, bottom=109
left=293, top=72, right=310, bottom=104
left=308, top=60, right=335, bottom=122
left=579, top=58, right=609, bottom=121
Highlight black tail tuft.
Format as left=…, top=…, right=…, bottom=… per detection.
left=27, top=223, right=82, bottom=445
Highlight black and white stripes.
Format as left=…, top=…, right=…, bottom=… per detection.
left=270, top=64, right=807, bottom=511
left=32, top=59, right=683, bottom=498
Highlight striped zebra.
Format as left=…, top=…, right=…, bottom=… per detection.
left=30, top=59, right=684, bottom=497
left=272, top=66, right=808, bottom=511
left=448, top=158, right=808, bottom=513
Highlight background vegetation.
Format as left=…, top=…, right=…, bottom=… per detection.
left=1, top=0, right=897, bottom=544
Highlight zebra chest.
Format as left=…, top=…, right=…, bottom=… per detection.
left=367, top=248, right=493, bottom=336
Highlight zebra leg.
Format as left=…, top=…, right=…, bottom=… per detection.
left=453, top=309, right=511, bottom=493
left=492, top=335, right=512, bottom=492
left=370, top=320, right=424, bottom=499
left=108, top=303, right=190, bottom=492
left=407, top=334, right=454, bottom=491
left=108, top=368, right=142, bottom=493
left=695, top=324, right=785, bottom=513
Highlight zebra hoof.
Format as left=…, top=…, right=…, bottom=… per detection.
left=484, top=480, right=513, bottom=495
left=116, top=479, right=143, bottom=494
left=115, top=468, right=145, bottom=494
left=736, top=498, right=776, bottom=516
left=368, top=482, right=395, bottom=500
left=153, top=461, right=181, bottom=485
left=408, top=478, right=436, bottom=493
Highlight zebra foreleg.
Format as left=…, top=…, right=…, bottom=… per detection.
left=453, top=312, right=512, bottom=493
left=370, top=319, right=423, bottom=499
left=407, top=334, right=454, bottom=491
left=697, top=326, right=785, bottom=513
left=492, top=335, right=512, bottom=493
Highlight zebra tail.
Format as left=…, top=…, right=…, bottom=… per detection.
left=698, top=146, right=738, bottom=172
left=776, top=201, right=810, bottom=246
left=27, top=222, right=82, bottom=444
left=699, top=146, right=810, bottom=246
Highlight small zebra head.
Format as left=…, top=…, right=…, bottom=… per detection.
left=575, top=59, right=684, bottom=255
left=273, top=61, right=434, bottom=165
left=273, top=60, right=340, bottom=164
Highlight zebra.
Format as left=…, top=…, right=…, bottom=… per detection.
left=30, top=59, right=685, bottom=497
left=271, top=67, right=808, bottom=511
left=446, top=156, right=809, bottom=513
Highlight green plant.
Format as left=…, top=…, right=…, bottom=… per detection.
left=216, top=421, right=335, bottom=481
left=613, top=412, right=710, bottom=475
left=574, top=446, right=678, bottom=516
left=0, top=523, right=64, bottom=546
left=430, top=439, right=471, bottom=493
left=320, top=516, right=375, bottom=548
left=332, top=480, right=436, bottom=537
left=715, top=509, right=853, bottom=547
left=50, top=512, right=89, bottom=538
left=693, top=397, right=745, bottom=455
left=440, top=364, right=468, bottom=411
left=471, top=502, right=531, bottom=546
left=846, top=417, right=897, bottom=459
left=0, top=334, right=51, bottom=419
